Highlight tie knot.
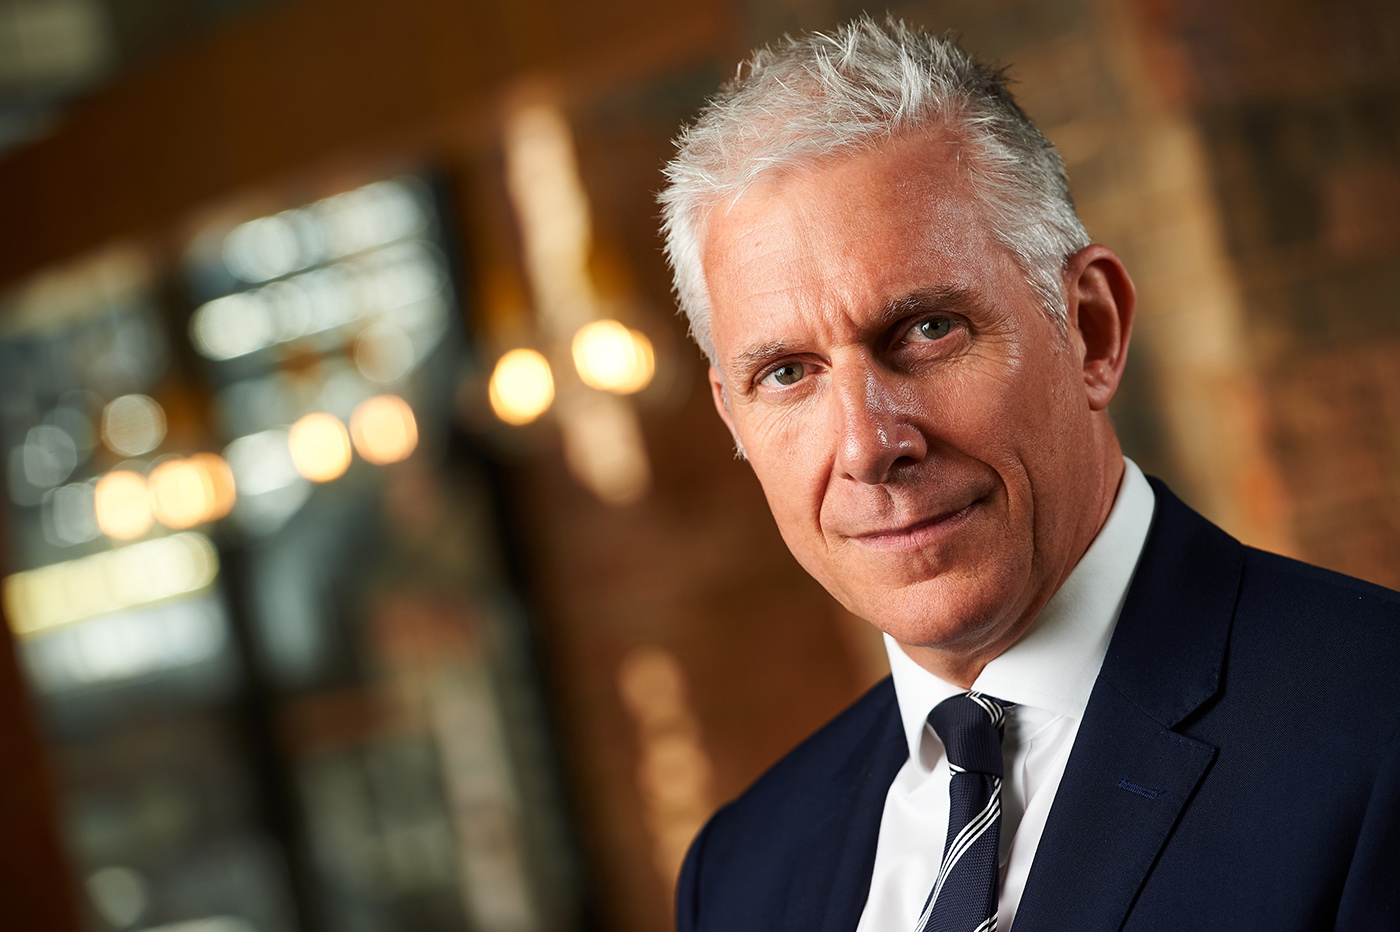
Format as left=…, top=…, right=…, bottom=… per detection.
left=927, top=692, right=1010, bottom=776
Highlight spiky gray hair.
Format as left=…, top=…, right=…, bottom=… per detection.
left=658, top=16, right=1090, bottom=363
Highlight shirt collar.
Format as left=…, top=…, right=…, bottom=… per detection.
left=885, top=458, right=1157, bottom=764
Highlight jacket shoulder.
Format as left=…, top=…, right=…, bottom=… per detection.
left=678, top=678, right=902, bottom=931
left=1232, top=545, right=1400, bottom=702
left=1241, top=545, right=1400, bottom=609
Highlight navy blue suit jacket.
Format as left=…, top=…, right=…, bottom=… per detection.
left=677, top=480, right=1400, bottom=931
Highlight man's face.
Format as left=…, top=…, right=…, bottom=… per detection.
left=702, top=133, right=1109, bottom=663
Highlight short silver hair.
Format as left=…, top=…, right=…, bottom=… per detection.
left=658, top=16, right=1091, bottom=363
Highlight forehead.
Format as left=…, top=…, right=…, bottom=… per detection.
left=700, top=133, right=1010, bottom=356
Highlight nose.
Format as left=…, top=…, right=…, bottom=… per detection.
left=830, top=357, right=927, bottom=484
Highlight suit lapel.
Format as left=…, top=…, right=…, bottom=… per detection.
left=780, top=683, right=907, bottom=932
left=1011, top=676, right=1216, bottom=931
left=1013, top=480, right=1245, bottom=932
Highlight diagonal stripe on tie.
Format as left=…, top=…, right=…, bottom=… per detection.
left=922, top=781, right=1000, bottom=916
left=916, top=692, right=1012, bottom=932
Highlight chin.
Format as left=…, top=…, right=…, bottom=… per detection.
left=835, top=571, right=1022, bottom=655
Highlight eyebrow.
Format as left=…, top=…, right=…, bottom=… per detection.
left=880, top=285, right=976, bottom=322
left=725, top=284, right=978, bottom=382
left=730, top=340, right=798, bottom=375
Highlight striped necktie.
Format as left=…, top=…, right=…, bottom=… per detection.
left=916, top=691, right=1011, bottom=932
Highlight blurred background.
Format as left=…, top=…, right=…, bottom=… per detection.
left=0, top=0, right=1396, bottom=930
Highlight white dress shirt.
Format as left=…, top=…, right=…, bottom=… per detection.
left=855, top=459, right=1156, bottom=932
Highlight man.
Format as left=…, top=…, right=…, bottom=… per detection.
left=658, top=17, right=1400, bottom=932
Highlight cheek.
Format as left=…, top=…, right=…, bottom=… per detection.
left=990, top=354, right=1094, bottom=564
left=741, top=407, right=831, bottom=532
left=918, top=360, right=1027, bottom=459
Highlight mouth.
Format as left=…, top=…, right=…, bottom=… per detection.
left=846, top=499, right=981, bottom=552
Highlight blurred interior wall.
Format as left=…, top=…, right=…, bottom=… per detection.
left=0, top=1, right=1397, bottom=931
left=0, top=517, right=82, bottom=931
left=1165, top=0, right=1400, bottom=585
left=0, top=0, right=731, bottom=287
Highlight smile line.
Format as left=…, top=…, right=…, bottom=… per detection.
left=847, top=500, right=979, bottom=549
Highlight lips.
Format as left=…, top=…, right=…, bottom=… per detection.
left=844, top=499, right=980, bottom=552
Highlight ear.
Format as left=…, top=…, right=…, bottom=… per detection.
left=708, top=365, right=745, bottom=451
left=1063, top=245, right=1136, bottom=411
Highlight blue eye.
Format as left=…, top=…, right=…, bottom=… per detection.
left=761, top=362, right=805, bottom=387
left=910, top=317, right=953, bottom=341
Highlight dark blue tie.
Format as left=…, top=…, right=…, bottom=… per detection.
left=916, top=692, right=1010, bottom=932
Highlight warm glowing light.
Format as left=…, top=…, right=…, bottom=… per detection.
left=559, top=392, right=651, bottom=504
left=617, top=646, right=688, bottom=724
left=288, top=413, right=352, bottom=482
left=95, top=471, right=153, bottom=540
left=615, top=645, right=714, bottom=883
left=3, top=533, right=219, bottom=636
left=489, top=349, right=555, bottom=425
left=102, top=395, right=166, bottom=456
left=148, top=454, right=236, bottom=529
left=504, top=102, right=598, bottom=330
left=349, top=395, right=418, bottom=465
left=148, top=460, right=208, bottom=529
left=572, top=320, right=655, bottom=394
left=190, top=453, right=237, bottom=520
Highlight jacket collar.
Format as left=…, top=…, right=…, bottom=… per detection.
left=1011, top=479, right=1244, bottom=932
left=1099, top=476, right=1243, bottom=728
left=781, top=681, right=907, bottom=932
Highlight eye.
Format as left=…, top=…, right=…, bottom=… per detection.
left=907, top=317, right=954, bottom=342
left=759, top=362, right=806, bottom=388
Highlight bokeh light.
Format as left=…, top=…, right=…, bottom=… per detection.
left=572, top=320, right=655, bottom=394
left=23, top=424, right=78, bottom=488
left=148, top=454, right=236, bottom=529
left=148, top=460, right=207, bottom=529
left=288, top=413, right=352, bottom=483
left=189, top=452, right=237, bottom=520
left=102, top=395, right=167, bottom=456
left=349, top=395, right=418, bottom=465
left=47, top=399, right=97, bottom=457
left=192, top=234, right=443, bottom=364
left=94, top=470, right=153, bottom=540
left=353, top=320, right=416, bottom=383
left=219, top=180, right=427, bottom=286
left=315, top=180, right=426, bottom=258
left=223, top=212, right=314, bottom=283
left=86, top=866, right=148, bottom=930
left=224, top=429, right=299, bottom=495
left=190, top=292, right=274, bottom=360
left=489, top=349, right=555, bottom=425
left=3, top=532, right=219, bottom=636
left=46, top=481, right=99, bottom=545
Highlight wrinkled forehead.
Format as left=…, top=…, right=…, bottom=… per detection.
left=698, top=135, right=1021, bottom=368
left=695, top=128, right=986, bottom=275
